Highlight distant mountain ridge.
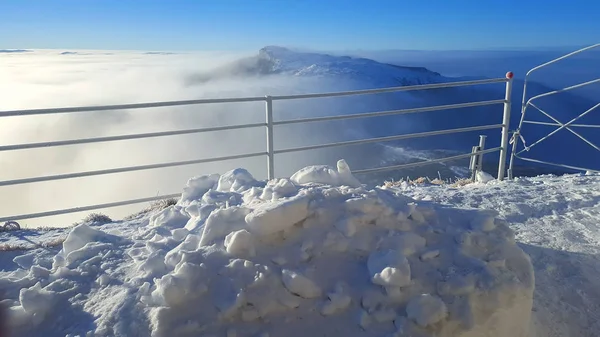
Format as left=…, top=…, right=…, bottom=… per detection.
left=187, top=46, right=445, bottom=86
left=257, top=46, right=443, bottom=85
left=186, top=46, right=600, bottom=175
left=0, top=49, right=32, bottom=53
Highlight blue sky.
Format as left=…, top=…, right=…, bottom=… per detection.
left=1, top=0, right=597, bottom=51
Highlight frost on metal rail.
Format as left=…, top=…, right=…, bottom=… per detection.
left=0, top=77, right=512, bottom=224
left=508, top=43, right=600, bottom=179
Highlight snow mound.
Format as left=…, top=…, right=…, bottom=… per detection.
left=475, top=170, right=495, bottom=183
left=290, top=159, right=361, bottom=187
left=3, top=160, right=534, bottom=337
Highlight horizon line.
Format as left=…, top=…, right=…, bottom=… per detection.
left=1, top=44, right=596, bottom=54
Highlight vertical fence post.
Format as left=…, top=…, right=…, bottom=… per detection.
left=470, top=145, right=480, bottom=182
left=265, top=96, right=275, bottom=180
left=507, top=130, right=519, bottom=180
left=497, top=72, right=514, bottom=181
left=476, top=135, right=487, bottom=171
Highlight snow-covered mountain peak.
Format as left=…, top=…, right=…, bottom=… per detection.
left=256, top=45, right=444, bottom=85
left=258, top=45, right=296, bottom=57
left=187, top=46, right=445, bottom=87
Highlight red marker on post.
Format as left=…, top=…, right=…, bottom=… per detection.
left=506, top=71, right=514, bottom=79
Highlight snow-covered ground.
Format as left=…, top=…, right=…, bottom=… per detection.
left=1, top=161, right=598, bottom=337
left=395, top=172, right=600, bottom=337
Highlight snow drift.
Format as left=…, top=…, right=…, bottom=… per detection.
left=2, top=160, right=534, bottom=337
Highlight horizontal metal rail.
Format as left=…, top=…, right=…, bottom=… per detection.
left=0, top=97, right=267, bottom=118
left=523, top=43, right=600, bottom=79
left=0, top=151, right=267, bottom=187
left=354, top=147, right=501, bottom=174
left=525, top=78, right=600, bottom=106
left=0, top=193, right=182, bottom=223
left=522, top=120, right=600, bottom=128
left=0, top=78, right=508, bottom=118
left=273, top=99, right=506, bottom=126
left=513, top=154, right=600, bottom=174
left=0, top=122, right=266, bottom=152
left=1, top=75, right=512, bottom=224
left=0, top=101, right=505, bottom=153
left=0, top=147, right=505, bottom=223
left=271, top=78, right=508, bottom=100
left=274, top=124, right=503, bottom=155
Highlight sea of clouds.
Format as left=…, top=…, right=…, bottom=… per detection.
left=3, top=46, right=598, bottom=227
left=0, top=49, right=376, bottom=227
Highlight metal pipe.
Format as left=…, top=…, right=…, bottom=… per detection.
left=522, top=120, right=600, bottom=128
left=509, top=44, right=600, bottom=177
left=271, top=78, right=508, bottom=100
left=0, top=76, right=511, bottom=223
left=516, top=102, right=600, bottom=156
left=470, top=145, right=480, bottom=182
left=274, top=124, right=503, bottom=155
left=0, top=96, right=267, bottom=118
left=513, top=154, right=600, bottom=174
left=0, top=78, right=509, bottom=118
left=265, top=96, right=275, bottom=180
left=519, top=44, right=600, bottom=135
left=527, top=102, right=600, bottom=153
left=507, top=130, right=520, bottom=180
left=354, top=147, right=501, bottom=175
left=0, top=152, right=267, bottom=187
left=0, top=123, right=266, bottom=152
left=497, top=72, right=514, bottom=180
left=273, top=99, right=506, bottom=126
left=526, top=78, right=600, bottom=106
left=476, top=135, right=487, bottom=172
left=0, top=193, right=182, bottom=223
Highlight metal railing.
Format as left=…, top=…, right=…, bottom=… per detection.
left=0, top=76, right=513, bottom=223
left=508, top=43, right=600, bottom=178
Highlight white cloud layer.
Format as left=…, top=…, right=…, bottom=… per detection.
left=0, top=50, right=364, bottom=227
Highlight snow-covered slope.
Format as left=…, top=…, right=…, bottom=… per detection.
left=0, top=161, right=538, bottom=337
left=188, top=46, right=444, bottom=87
left=257, top=46, right=443, bottom=85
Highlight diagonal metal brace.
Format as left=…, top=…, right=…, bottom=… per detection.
left=528, top=102, right=600, bottom=152
left=516, top=102, right=600, bottom=154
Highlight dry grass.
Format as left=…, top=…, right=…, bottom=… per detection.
left=0, top=237, right=65, bottom=252
left=30, top=225, right=72, bottom=231
left=384, top=175, right=475, bottom=188
left=69, top=212, right=113, bottom=227
left=429, top=178, right=446, bottom=185
left=450, top=178, right=474, bottom=187
left=40, top=237, right=67, bottom=248
left=0, top=243, right=28, bottom=251
left=82, top=213, right=113, bottom=225
left=123, top=197, right=178, bottom=221
left=150, top=198, right=178, bottom=210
